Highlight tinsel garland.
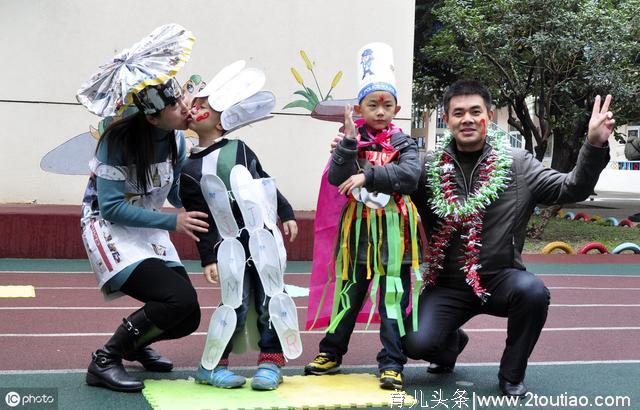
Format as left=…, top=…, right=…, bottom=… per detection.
left=423, top=129, right=512, bottom=302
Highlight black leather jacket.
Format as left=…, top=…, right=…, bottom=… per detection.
left=412, top=139, right=610, bottom=276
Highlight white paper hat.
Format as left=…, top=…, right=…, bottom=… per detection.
left=357, top=42, right=397, bottom=102
left=195, top=60, right=275, bottom=132
left=221, top=91, right=276, bottom=133
left=196, top=60, right=266, bottom=112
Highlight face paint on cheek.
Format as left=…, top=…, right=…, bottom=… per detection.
left=195, top=112, right=210, bottom=122
left=480, top=118, right=487, bottom=137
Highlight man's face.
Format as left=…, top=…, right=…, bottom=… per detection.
left=151, top=95, right=191, bottom=130
left=355, top=91, right=401, bottom=131
left=444, top=94, right=493, bottom=152
left=188, top=97, right=221, bottom=133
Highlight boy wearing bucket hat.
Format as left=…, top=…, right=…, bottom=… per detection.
left=179, top=61, right=300, bottom=391
left=304, top=43, right=422, bottom=390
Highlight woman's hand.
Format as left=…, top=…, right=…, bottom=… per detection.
left=282, top=220, right=298, bottom=242
left=203, top=263, right=219, bottom=284
left=176, top=211, right=209, bottom=241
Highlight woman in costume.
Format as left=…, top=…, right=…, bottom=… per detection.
left=76, top=24, right=209, bottom=392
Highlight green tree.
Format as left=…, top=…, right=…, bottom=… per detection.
left=414, top=0, right=640, bottom=171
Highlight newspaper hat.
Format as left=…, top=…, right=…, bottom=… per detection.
left=357, top=42, right=397, bottom=102
left=132, top=77, right=183, bottom=115
left=195, top=60, right=274, bottom=132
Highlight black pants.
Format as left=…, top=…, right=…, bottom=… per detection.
left=121, top=258, right=201, bottom=341
left=222, top=261, right=282, bottom=359
left=319, top=264, right=411, bottom=372
left=403, top=268, right=550, bottom=382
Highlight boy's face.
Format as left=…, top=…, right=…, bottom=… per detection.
left=354, top=91, right=401, bottom=131
left=189, top=97, right=222, bottom=133
left=444, top=94, right=494, bottom=152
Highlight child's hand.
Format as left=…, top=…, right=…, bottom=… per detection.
left=344, top=105, right=356, bottom=140
left=338, top=174, right=366, bottom=196
left=203, top=263, right=219, bottom=285
left=282, top=220, right=298, bottom=242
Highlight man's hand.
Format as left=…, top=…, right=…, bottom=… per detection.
left=338, top=174, right=366, bottom=195
left=203, top=263, right=219, bottom=285
left=587, top=94, right=615, bottom=147
left=282, top=220, right=298, bottom=242
left=330, top=132, right=345, bottom=153
left=344, top=105, right=356, bottom=140
left=176, top=211, right=209, bottom=241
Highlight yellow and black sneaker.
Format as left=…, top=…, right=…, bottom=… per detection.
left=379, top=370, right=403, bottom=390
left=303, top=353, right=340, bottom=375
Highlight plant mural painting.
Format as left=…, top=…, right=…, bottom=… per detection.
left=283, top=50, right=343, bottom=112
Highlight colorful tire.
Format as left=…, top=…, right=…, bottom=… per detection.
left=534, top=206, right=541, bottom=216
left=541, top=241, right=575, bottom=254
left=603, top=217, right=618, bottom=226
left=557, top=210, right=566, bottom=218
left=618, top=219, right=633, bottom=227
left=563, top=212, right=575, bottom=220
left=612, top=243, right=640, bottom=254
left=589, top=215, right=602, bottom=223
left=573, top=212, right=590, bottom=221
left=577, top=242, right=609, bottom=254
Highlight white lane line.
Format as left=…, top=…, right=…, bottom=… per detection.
left=0, top=306, right=307, bottom=310
left=3, top=327, right=640, bottom=337
left=3, top=360, right=640, bottom=374
left=539, top=274, right=640, bottom=277
left=0, top=271, right=312, bottom=275
left=28, top=286, right=640, bottom=291
left=548, top=286, right=640, bottom=290
left=1, top=303, right=636, bottom=311
left=31, top=287, right=223, bottom=290
left=2, top=271, right=639, bottom=277
left=551, top=304, right=640, bottom=307
left=0, top=330, right=372, bottom=337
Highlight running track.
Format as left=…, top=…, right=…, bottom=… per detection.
left=1, top=256, right=639, bottom=409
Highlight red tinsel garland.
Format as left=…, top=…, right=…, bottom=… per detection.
left=423, top=153, right=499, bottom=302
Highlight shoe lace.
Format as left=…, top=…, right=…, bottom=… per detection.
left=312, top=354, right=332, bottom=365
left=381, top=370, right=400, bottom=379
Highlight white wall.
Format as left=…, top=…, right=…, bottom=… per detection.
left=0, top=0, right=416, bottom=209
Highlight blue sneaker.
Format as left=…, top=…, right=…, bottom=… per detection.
left=251, top=363, right=283, bottom=391
left=195, top=365, right=246, bottom=388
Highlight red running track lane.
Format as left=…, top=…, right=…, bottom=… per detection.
left=1, top=272, right=640, bottom=371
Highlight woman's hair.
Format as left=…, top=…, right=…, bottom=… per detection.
left=96, top=111, right=178, bottom=193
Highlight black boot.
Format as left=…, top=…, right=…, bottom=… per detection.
left=86, top=309, right=165, bottom=392
left=124, top=346, right=173, bottom=372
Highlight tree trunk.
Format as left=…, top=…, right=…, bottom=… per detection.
left=527, top=204, right=562, bottom=239
left=551, top=117, right=589, bottom=172
left=534, top=140, right=547, bottom=161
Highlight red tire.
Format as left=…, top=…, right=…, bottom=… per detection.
left=577, top=242, right=609, bottom=254
left=618, top=219, right=633, bottom=227
left=573, top=212, right=590, bottom=221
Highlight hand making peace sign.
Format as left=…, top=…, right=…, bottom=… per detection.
left=587, top=95, right=615, bottom=147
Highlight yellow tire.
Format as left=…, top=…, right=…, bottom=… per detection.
left=541, top=241, right=575, bottom=254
